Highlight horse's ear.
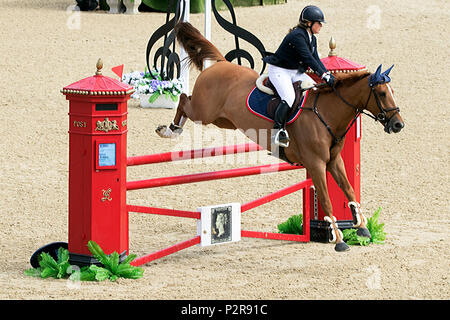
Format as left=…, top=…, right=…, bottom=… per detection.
left=379, top=64, right=394, bottom=83
left=370, top=64, right=382, bottom=87
left=374, top=64, right=382, bottom=78
left=383, top=64, right=394, bottom=77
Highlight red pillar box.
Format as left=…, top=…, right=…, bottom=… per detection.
left=307, top=38, right=365, bottom=242
left=61, top=59, right=133, bottom=265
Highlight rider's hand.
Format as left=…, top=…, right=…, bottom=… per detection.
left=321, top=71, right=335, bottom=87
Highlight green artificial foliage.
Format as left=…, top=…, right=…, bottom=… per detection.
left=277, top=207, right=386, bottom=246
left=365, top=207, right=386, bottom=244
left=342, top=229, right=371, bottom=246
left=343, top=207, right=386, bottom=245
left=277, top=214, right=303, bottom=235
left=86, top=240, right=144, bottom=281
left=25, top=247, right=71, bottom=279
left=25, top=241, right=144, bottom=282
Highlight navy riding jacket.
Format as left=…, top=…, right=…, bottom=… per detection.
left=263, top=27, right=328, bottom=76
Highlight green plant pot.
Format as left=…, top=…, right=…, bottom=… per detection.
left=99, top=0, right=110, bottom=10
left=141, top=0, right=286, bottom=13
left=232, top=0, right=287, bottom=6
left=141, top=0, right=204, bottom=13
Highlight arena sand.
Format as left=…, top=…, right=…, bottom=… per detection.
left=0, top=0, right=448, bottom=300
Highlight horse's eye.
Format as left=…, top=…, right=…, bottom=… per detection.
left=379, top=92, right=386, bottom=97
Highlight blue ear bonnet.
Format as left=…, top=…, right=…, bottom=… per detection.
left=369, top=64, right=394, bottom=87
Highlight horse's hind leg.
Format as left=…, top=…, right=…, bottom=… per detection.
left=156, top=93, right=189, bottom=138
left=327, top=152, right=371, bottom=238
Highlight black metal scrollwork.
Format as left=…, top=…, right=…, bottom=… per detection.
left=212, top=0, right=268, bottom=74
left=146, top=0, right=269, bottom=80
left=145, top=0, right=185, bottom=80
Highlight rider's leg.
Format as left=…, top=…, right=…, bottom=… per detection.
left=268, top=64, right=296, bottom=147
left=292, top=71, right=316, bottom=88
left=273, top=100, right=291, bottom=146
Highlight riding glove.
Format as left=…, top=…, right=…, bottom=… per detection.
left=321, top=71, right=335, bottom=87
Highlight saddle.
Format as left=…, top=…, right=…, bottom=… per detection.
left=256, top=74, right=313, bottom=119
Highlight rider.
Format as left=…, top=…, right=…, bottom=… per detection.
left=263, top=5, right=335, bottom=147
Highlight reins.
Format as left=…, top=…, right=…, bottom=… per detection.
left=303, top=78, right=400, bottom=147
left=303, top=92, right=356, bottom=147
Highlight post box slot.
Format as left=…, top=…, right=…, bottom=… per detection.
left=96, top=103, right=118, bottom=111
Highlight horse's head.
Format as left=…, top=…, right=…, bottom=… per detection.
left=366, top=65, right=404, bottom=133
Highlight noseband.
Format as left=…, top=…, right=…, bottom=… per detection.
left=306, top=79, right=400, bottom=146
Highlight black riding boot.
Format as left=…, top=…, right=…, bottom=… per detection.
left=272, top=100, right=291, bottom=147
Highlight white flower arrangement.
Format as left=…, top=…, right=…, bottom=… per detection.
left=121, top=69, right=183, bottom=103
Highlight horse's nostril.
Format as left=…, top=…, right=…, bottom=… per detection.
left=395, top=121, right=404, bottom=129
left=392, top=121, right=404, bottom=132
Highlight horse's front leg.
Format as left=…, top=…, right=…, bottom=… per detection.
left=156, top=93, right=189, bottom=138
left=327, top=152, right=371, bottom=239
left=307, top=162, right=350, bottom=252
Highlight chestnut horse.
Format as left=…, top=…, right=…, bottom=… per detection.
left=156, top=22, right=404, bottom=251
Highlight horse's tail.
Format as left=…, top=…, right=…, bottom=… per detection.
left=175, top=22, right=225, bottom=71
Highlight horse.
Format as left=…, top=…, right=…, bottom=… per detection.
left=156, top=22, right=404, bottom=251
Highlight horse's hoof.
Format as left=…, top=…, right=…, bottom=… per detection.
left=156, top=125, right=167, bottom=136
left=335, top=242, right=350, bottom=252
left=356, top=227, right=371, bottom=239
left=156, top=125, right=183, bottom=138
left=156, top=125, right=173, bottom=138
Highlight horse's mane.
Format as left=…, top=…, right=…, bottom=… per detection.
left=318, top=70, right=371, bottom=93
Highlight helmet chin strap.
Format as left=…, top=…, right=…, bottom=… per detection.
left=307, top=21, right=315, bottom=35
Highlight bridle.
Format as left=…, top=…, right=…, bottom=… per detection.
left=367, top=75, right=401, bottom=124
left=304, top=77, right=400, bottom=146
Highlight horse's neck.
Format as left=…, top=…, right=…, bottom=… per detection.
left=320, top=79, right=366, bottom=134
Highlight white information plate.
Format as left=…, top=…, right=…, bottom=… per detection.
left=98, top=143, right=116, bottom=167
left=197, top=203, right=241, bottom=247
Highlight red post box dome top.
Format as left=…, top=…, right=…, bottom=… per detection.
left=308, top=37, right=367, bottom=75
left=61, top=59, right=134, bottom=96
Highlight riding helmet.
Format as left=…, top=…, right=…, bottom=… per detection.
left=299, top=5, right=326, bottom=24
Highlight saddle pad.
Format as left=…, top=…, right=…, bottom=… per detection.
left=246, top=87, right=309, bottom=125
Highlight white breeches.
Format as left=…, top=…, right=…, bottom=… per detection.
left=268, top=64, right=315, bottom=107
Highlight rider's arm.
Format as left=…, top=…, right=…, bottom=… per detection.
left=290, top=33, right=327, bottom=76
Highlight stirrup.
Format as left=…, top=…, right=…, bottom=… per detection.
left=272, top=129, right=290, bottom=148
